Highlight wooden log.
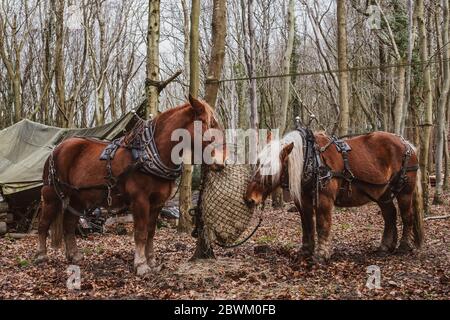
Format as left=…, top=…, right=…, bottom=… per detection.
left=0, top=212, right=13, bottom=223
left=6, top=213, right=14, bottom=224
left=0, top=222, right=7, bottom=235
left=424, top=214, right=450, bottom=221
left=5, top=233, right=38, bottom=239
left=0, top=202, right=8, bottom=213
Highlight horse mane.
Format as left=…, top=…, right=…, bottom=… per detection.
left=257, top=130, right=304, bottom=205
left=122, top=118, right=146, bottom=146
left=122, top=100, right=217, bottom=147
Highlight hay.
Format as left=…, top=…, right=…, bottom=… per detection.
left=201, top=164, right=254, bottom=245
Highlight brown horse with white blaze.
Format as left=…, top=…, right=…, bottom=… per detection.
left=35, top=96, right=226, bottom=276
left=244, top=130, right=423, bottom=262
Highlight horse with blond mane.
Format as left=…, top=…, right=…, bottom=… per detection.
left=245, top=127, right=423, bottom=262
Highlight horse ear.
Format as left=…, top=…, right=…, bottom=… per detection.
left=266, top=131, right=272, bottom=143
left=189, top=94, right=205, bottom=116
left=280, top=142, right=294, bottom=162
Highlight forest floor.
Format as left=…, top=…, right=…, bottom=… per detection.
left=0, top=190, right=448, bottom=300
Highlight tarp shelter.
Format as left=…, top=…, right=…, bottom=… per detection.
left=0, top=112, right=140, bottom=196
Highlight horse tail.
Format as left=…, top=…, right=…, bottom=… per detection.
left=412, top=168, right=424, bottom=248
left=45, top=148, right=65, bottom=249
left=50, top=209, right=64, bottom=249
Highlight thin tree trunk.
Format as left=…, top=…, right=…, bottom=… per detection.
left=394, top=62, right=406, bottom=135
left=279, top=0, right=295, bottom=135
left=416, top=0, right=433, bottom=215
left=146, top=0, right=160, bottom=118
left=204, top=0, right=227, bottom=107
left=401, top=0, right=414, bottom=135
left=336, top=0, right=349, bottom=136
left=273, top=0, right=295, bottom=209
left=379, top=41, right=388, bottom=131
left=179, top=0, right=200, bottom=237
left=243, top=0, right=258, bottom=131
left=433, top=0, right=450, bottom=204
left=177, top=0, right=192, bottom=234
left=54, top=0, right=67, bottom=127
left=191, top=0, right=227, bottom=259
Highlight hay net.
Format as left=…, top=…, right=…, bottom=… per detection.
left=201, top=164, right=255, bottom=245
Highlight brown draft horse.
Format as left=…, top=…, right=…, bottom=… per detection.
left=35, top=96, right=225, bottom=276
left=244, top=130, right=424, bottom=262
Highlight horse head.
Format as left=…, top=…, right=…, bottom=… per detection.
left=181, top=95, right=227, bottom=170
left=244, top=130, right=304, bottom=208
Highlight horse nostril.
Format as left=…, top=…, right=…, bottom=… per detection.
left=245, top=198, right=255, bottom=208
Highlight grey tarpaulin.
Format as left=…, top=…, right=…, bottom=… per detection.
left=0, top=112, right=139, bottom=195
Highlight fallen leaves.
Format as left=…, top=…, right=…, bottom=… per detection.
left=0, top=190, right=449, bottom=300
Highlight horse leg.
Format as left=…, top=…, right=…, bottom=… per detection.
left=131, top=195, right=151, bottom=277
left=396, top=192, right=415, bottom=253
left=315, top=197, right=334, bottom=262
left=35, top=186, right=61, bottom=263
left=146, top=206, right=162, bottom=269
left=297, top=201, right=315, bottom=258
left=63, top=209, right=82, bottom=264
left=377, top=200, right=398, bottom=253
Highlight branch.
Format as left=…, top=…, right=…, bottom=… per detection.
left=146, top=69, right=183, bottom=94
left=424, top=215, right=450, bottom=221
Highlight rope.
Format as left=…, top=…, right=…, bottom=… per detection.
left=215, top=215, right=262, bottom=248
left=214, top=57, right=450, bottom=83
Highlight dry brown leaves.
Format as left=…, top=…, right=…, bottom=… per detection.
left=0, top=190, right=448, bottom=300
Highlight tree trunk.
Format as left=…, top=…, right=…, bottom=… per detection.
left=272, top=0, right=295, bottom=209
left=393, top=62, right=406, bottom=135
left=179, top=0, right=200, bottom=236
left=54, top=0, right=66, bottom=127
left=336, top=0, right=350, bottom=136
left=416, top=0, right=433, bottom=215
left=204, top=0, right=227, bottom=108
left=279, top=0, right=295, bottom=135
left=191, top=0, right=227, bottom=260
left=242, top=0, right=258, bottom=131
left=433, top=0, right=450, bottom=204
left=379, top=41, right=388, bottom=131
left=401, top=0, right=414, bottom=135
left=146, top=0, right=160, bottom=118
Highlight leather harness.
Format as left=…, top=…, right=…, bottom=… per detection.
left=46, top=119, right=182, bottom=216
left=281, top=127, right=420, bottom=207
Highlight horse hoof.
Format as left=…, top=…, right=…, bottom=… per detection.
left=396, top=242, right=414, bottom=254
left=136, top=264, right=152, bottom=277
left=34, top=253, right=48, bottom=264
left=147, top=258, right=161, bottom=272
left=298, top=247, right=314, bottom=258
left=375, top=245, right=395, bottom=256
left=67, top=253, right=83, bottom=264
left=314, top=252, right=331, bottom=264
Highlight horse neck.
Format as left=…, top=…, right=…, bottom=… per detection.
left=153, top=105, right=196, bottom=167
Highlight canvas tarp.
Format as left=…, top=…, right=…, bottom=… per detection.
left=0, top=112, right=139, bottom=195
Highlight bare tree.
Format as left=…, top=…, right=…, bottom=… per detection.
left=178, top=0, right=200, bottom=235
left=146, top=0, right=160, bottom=117
left=416, top=0, right=433, bottom=215
left=433, top=0, right=450, bottom=204
left=192, top=0, right=228, bottom=259
left=336, top=0, right=350, bottom=136
left=242, top=0, right=259, bottom=131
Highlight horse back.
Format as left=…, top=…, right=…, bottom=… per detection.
left=317, top=132, right=418, bottom=185
left=48, top=137, right=132, bottom=186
